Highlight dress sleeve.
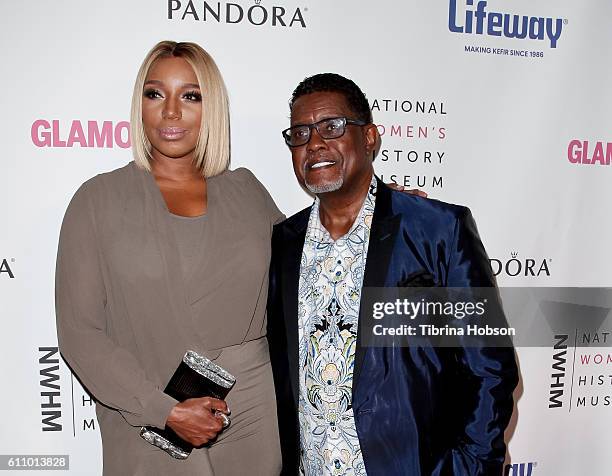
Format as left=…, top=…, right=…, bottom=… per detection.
left=55, top=182, right=177, bottom=429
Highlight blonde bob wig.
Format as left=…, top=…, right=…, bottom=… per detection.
left=130, top=41, right=230, bottom=177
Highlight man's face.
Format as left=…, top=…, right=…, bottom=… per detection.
left=289, top=91, right=376, bottom=195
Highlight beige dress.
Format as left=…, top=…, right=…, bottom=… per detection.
left=55, top=162, right=284, bottom=475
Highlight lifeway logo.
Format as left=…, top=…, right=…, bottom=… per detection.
left=0, top=258, right=15, bottom=278
left=448, top=0, right=564, bottom=48
left=505, top=462, right=536, bottom=476
left=168, top=0, right=307, bottom=28
left=31, top=120, right=130, bottom=149
left=490, top=252, right=551, bottom=278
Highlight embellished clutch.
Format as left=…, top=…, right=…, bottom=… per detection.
left=140, top=350, right=236, bottom=459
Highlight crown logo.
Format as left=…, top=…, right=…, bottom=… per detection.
left=511, top=251, right=518, bottom=258
left=254, top=0, right=262, bottom=4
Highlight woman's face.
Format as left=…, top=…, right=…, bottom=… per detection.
left=142, top=56, right=202, bottom=163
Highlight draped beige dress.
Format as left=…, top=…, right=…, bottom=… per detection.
left=55, top=162, right=284, bottom=475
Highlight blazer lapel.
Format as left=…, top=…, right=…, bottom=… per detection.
left=280, top=208, right=310, bottom=408
left=353, top=180, right=401, bottom=395
left=281, top=182, right=400, bottom=406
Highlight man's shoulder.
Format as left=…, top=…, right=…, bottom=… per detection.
left=269, top=206, right=311, bottom=267
left=387, top=185, right=471, bottom=226
left=273, top=205, right=311, bottom=233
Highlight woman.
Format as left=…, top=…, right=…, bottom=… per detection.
left=55, top=41, right=283, bottom=475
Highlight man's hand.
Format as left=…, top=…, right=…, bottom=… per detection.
left=386, top=183, right=428, bottom=198
left=166, top=397, right=230, bottom=447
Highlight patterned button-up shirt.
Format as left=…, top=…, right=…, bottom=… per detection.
left=297, top=176, right=376, bottom=476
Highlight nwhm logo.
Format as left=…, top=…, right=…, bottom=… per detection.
left=549, top=335, right=567, bottom=409
left=39, top=347, right=62, bottom=431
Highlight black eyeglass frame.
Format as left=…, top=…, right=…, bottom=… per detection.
left=281, top=116, right=368, bottom=147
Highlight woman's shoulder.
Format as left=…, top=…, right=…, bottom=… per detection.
left=210, top=166, right=269, bottom=196
left=213, top=166, right=260, bottom=185
left=211, top=167, right=284, bottom=223
left=73, top=161, right=136, bottom=196
left=82, top=161, right=135, bottom=190
left=67, top=162, right=138, bottom=214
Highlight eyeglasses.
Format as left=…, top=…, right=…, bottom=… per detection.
left=281, top=117, right=367, bottom=147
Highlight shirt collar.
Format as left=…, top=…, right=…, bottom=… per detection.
left=305, top=175, right=377, bottom=245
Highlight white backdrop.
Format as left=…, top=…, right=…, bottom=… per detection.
left=1, top=0, right=611, bottom=474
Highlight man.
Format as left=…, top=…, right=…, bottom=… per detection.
left=267, top=73, right=518, bottom=476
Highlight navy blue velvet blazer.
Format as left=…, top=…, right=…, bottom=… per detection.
left=267, top=179, right=518, bottom=476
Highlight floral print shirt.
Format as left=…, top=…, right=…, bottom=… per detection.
left=297, top=177, right=376, bottom=476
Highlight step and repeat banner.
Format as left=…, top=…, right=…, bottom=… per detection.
left=1, top=0, right=611, bottom=474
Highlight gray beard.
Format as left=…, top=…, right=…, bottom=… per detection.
left=305, top=177, right=344, bottom=194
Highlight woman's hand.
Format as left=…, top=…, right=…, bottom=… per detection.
left=165, top=397, right=230, bottom=446
left=386, top=183, right=428, bottom=198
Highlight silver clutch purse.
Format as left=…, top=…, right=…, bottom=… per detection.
left=140, top=350, right=236, bottom=459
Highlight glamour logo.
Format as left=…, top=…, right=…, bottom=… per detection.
left=448, top=0, right=564, bottom=48
left=568, top=140, right=612, bottom=165
left=0, top=258, right=15, bottom=278
left=168, top=0, right=307, bottom=28
left=504, top=462, right=536, bottom=476
left=31, top=120, right=130, bottom=148
left=490, top=252, right=551, bottom=278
